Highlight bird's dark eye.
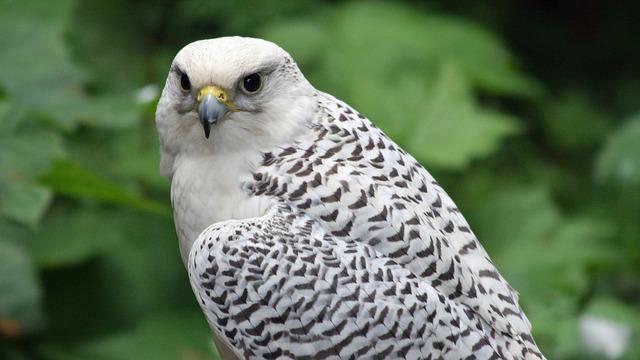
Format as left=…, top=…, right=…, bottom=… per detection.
left=242, top=73, right=262, bottom=93
left=180, top=73, right=191, bottom=91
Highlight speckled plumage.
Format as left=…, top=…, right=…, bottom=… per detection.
left=157, top=37, right=545, bottom=360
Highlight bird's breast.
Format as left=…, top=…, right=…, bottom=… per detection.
left=170, top=152, right=272, bottom=264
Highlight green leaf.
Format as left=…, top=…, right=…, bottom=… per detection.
left=416, top=15, right=543, bottom=98
left=109, top=124, right=168, bottom=189
left=262, top=2, right=529, bottom=169
left=407, top=63, right=521, bottom=168
left=263, top=2, right=541, bottom=98
left=470, top=186, right=616, bottom=299
left=261, top=20, right=329, bottom=69
left=39, top=160, right=170, bottom=217
left=0, top=240, right=43, bottom=338
left=540, top=91, right=612, bottom=151
left=35, top=211, right=189, bottom=344
left=585, top=298, right=640, bottom=332
left=466, top=185, right=620, bottom=356
left=0, top=181, right=52, bottom=227
left=83, top=92, right=142, bottom=130
left=0, top=131, right=65, bottom=179
left=596, top=115, right=640, bottom=186
left=526, top=296, right=581, bottom=358
left=22, top=207, right=125, bottom=268
left=40, top=312, right=218, bottom=360
left=0, top=0, right=76, bottom=27
left=468, top=185, right=561, bottom=254
left=69, top=1, right=163, bottom=91
left=0, top=124, right=64, bottom=228
left=0, top=4, right=88, bottom=130
left=583, top=298, right=640, bottom=359
left=0, top=100, right=19, bottom=133
left=97, top=212, right=193, bottom=317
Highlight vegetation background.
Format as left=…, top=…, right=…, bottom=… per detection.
left=1, top=0, right=639, bottom=359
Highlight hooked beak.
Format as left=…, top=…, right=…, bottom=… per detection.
left=196, top=86, right=233, bottom=139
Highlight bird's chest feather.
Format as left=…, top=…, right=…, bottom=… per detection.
left=170, top=152, right=271, bottom=263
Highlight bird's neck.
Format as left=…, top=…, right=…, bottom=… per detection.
left=170, top=148, right=271, bottom=264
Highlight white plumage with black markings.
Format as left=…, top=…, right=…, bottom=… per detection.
left=156, top=36, right=545, bottom=359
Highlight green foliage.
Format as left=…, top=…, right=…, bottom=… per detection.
left=263, top=2, right=537, bottom=169
left=540, top=91, right=612, bottom=151
left=597, top=115, right=640, bottom=186
left=0, top=1, right=638, bottom=359
left=0, top=239, right=43, bottom=337
left=40, top=313, right=216, bottom=360
left=40, top=160, right=170, bottom=217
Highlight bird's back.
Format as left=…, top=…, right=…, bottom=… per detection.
left=241, top=91, right=544, bottom=358
left=190, top=205, right=535, bottom=359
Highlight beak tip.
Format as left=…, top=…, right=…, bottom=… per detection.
left=202, top=121, right=211, bottom=139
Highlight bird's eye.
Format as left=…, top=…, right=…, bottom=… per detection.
left=242, top=73, right=262, bottom=94
left=180, top=73, right=191, bottom=91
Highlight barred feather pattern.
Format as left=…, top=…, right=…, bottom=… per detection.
left=189, top=92, right=544, bottom=359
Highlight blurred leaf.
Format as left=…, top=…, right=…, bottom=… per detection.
left=0, top=131, right=64, bottom=179
left=110, top=123, right=167, bottom=189
left=264, top=2, right=542, bottom=97
left=0, top=344, right=33, bottom=360
left=0, top=1, right=88, bottom=130
left=260, top=20, right=329, bottom=70
left=469, top=185, right=561, bottom=253
left=0, top=100, right=18, bottom=133
left=586, top=297, right=640, bottom=331
left=541, top=91, right=612, bottom=151
left=69, top=0, right=150, bottom=91
left=527, top=296, right=582, bottom=359
left=39, top=160, right=170, bottom=217
left=467, top=185, right=619, bottom=356
left=417, top=15, right=543, bottom=98
left=97, top=211, right=190, bottom=318
left=0, top=240, right=43, bottom=338
left=596, top=115, right=640, bottom=186
left=0, top=0, right=76, bottom=26
left=40, top=312, right=217, bottom=360
left=262, top=2, right=531, bottom=169
left=97, top=211, right=194, bottom=319
left=23, top=207, right=124, bottom=268
left=0, top=129, right=63, bottom=226
left=39, top=261, right=139, bottom=343
left=176, top=0, right=316, bottom=37
left=81, top=312, right=217, bottom=360
left=582, top=298, right=640, bottom=359
left=36, top=211, right=190, bottom=344
left=408, top=63, right=521, bottom=168
left=0, top=180, right=52, bottom=226
left=83, top=92, right=142, bottom=130
left=471, top=186, right=616, bottom=298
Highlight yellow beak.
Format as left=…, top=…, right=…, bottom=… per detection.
left=196, top=85, right=235, bottom=139
left=197, top=86, right=235, bottom=109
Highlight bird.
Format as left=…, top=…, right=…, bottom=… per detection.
left=155, top=36, right=545, bottom=360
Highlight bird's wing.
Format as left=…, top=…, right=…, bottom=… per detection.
left=189, top=205, right=516, bottom=360
left=244, top=92, right=544, bottom=358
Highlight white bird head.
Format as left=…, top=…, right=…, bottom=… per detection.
left=156, top=37, right=316, bottom=177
